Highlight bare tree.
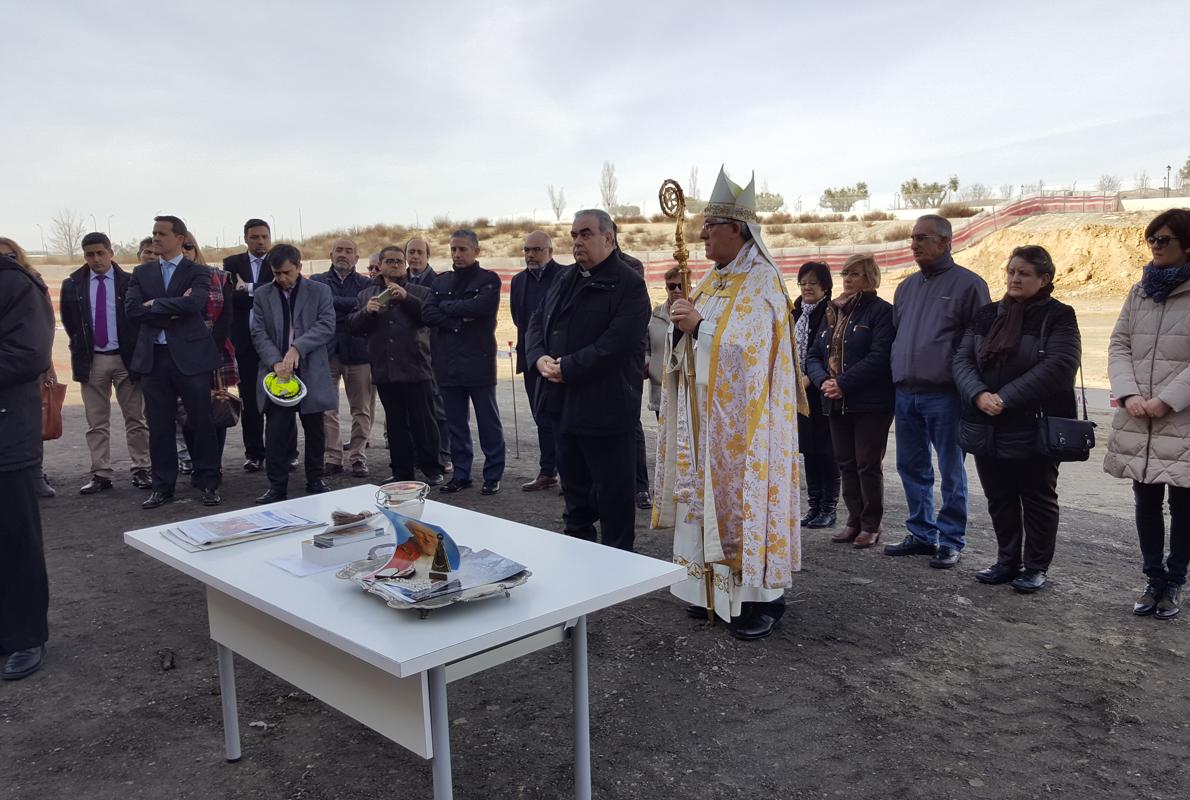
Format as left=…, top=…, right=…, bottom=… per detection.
left=49, top=208, right=87, bottom=260
left=999, top=183, right=1015, bottom=201
left=547, top=185, right=567, bottom=222
left=1135, top=170, right=1151, bottom=191
left=1096, top=174, right=1122, bottom=194
left=959, top=182, right=991, bottom=201
left=599, top=161, right=618, bottom=210
left=688, top=166, right=700, bottom=200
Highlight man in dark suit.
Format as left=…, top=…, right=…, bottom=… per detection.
left=525, top=209, right=650, bottom=551
left=126, top=215, right=223, bottom=509
left=222, top=218, right=274, bottom=471
left=421, top=229, right=505, bottom=495
left=406, top=236, right=450, bottom=472
left=59, top=232, right=150, bottom=494
left=509, top=230, right=563, bottom=491
left=251, top=244, right=337, bottom=503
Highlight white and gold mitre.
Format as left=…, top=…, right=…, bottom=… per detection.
left=703, top=166, right=774, bottom=266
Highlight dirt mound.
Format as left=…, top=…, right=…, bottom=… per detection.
left=884, top=212, right=1154, bottom=300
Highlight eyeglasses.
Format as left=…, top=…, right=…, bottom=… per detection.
left=1147, top=234, right=1179, bottom=248
left=909, top=234, right=939, bottom=244
left=701, top=220, right=734, bottom=232
left=838, top=271, right=863, bottom=279
left=381, top=258, right=403, bottom=265
left=665, top=283, right=683, bottom=291
left=523, top=246, right=546, bottom=254
left=797, top=280, right=821, bottom=288
left=183, top=244, right=196, bottom=251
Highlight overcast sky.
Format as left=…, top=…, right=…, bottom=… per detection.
left=5, top=0, right=1186, bottom=252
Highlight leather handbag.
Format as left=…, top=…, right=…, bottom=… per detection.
left=41, top=377, right=67, bottom=441
left=210, top=388, right=242, bottom=429
left=1035, top=310, right=1095, bottom=462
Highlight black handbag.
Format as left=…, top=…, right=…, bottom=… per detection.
left=1035, top=310, right=1095, bottom=462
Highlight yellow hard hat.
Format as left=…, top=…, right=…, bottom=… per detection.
left=263, top=372, right=307, bottom=407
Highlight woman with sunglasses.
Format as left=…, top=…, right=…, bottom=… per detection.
left=647, top=267, right=684, bottom=418
left=1105, top=208, right=1190, bottom=620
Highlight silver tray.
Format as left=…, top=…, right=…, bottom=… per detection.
left=336, top=555, right=531, bottom=618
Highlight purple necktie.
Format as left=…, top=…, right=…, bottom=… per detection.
left=94, top=273, right=109, bottom=349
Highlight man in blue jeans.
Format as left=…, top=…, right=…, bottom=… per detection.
left=886, top=215, right=990, bottom=568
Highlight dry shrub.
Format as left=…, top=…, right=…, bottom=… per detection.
left=797, top=212, right=845, bottom=223
left=684, top=213, right=706, bottom=242
left=505, top=243, right=525, bottom=257
left=796, top=224, right=835, bottom=243
left=882, top=223, right=912, bottom=242
left=614, top=214, right=647, bottom=225
left=431, top=216, right=452, bottom=230
left=471, top=217, right=491, bottom=229
left=649, top=213, right=669, bottom=223
left=769, top=224, right=787, bottom=235
left=847, top=215, right=859, bottom=222
left=767, top=212, right=794, bottom=224
left=639, top=231, right=670, bottom=250
left=862, top=210, right=895, bottom=221
left=494, top=218, right=536, bottom=236
left=938, top=203, right=979, bottom=219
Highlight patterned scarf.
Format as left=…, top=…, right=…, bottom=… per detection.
left=1140, top=261, right=1190, bottom=303
left=977, top=284, right=1053, bottom=367
left=793, top=298, right=824, bottom=365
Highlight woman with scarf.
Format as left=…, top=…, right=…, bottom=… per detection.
left=793, top=261, right=839, bottom=528
left=1105, top=208, right=1190, bottom=620
left=953, top=245, right=1079, bottom=594
left=805, top=254, right=895, bottom=549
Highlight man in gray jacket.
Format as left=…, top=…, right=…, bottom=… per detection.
left=885, top=215, right=990, bottom=568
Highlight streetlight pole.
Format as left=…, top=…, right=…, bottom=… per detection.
left=1166, top=165, right=1172, bottom=198
left=107, top=214, right=115, bottom=236
left=35, top=223, right=46, bottom=254
left=90, top=213, right=98, bottom=232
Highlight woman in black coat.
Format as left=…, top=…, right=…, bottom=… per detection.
left=953, top=245, right=1080, bottom=594
left=805, top=254, right=895, bottom=549
left=793, top=261, right=839, bottom=528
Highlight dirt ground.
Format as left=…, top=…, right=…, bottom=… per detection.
left=4, top=377, right=1189, bottom=800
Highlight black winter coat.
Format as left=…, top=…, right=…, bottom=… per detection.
left=524, top=254, right=650, bottom=436
left=421, top=263, right=502, bottom=387
left=805, top=292, right=896, bottom=415
left=0, top=259, right=54, bottom=472
left=952, top=297, right=1080, bottom=459
left=347, top=279, right=434, bottom=384
left=310, top=268, right=372, bottom=364
left=59, top=263, right=138, bottom=382
left=793, top=297, right=832, bottom=454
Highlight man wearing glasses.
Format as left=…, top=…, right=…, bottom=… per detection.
left=510, top=231, right=564, bottom=492
left=886, top=214, right=990, bottom=568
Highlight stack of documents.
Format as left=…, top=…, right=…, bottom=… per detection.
left=163, top=510, right=322, bottom=552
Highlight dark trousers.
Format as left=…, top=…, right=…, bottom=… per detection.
left=975, top=456, right=1060, bottom=572
left=236, top=350, right=265, bottom=461
left=182, top=423, right=227, bottom=482
left=1133, top=481, right=1190, bottom=586
left=0, top=467, right=48, bottom=653
left=828, top=412, right=893, bottom=532
left=555, top=428, right=636, bottom=551
left=376, top=381, right=441, bottom=481
left=442, top=385, right=505, bottom=483
left=522, top=369, right=557, bottom=477
left=431, top=375, right=450, bottom=467
left=802, top=453, right=840, bottom=513
left=633, top=419, right=649, bottom=493
left=265, top=405, right=325, bottom=494
left=142, top=345, right=219, bottom=492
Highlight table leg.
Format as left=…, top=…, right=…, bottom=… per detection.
left=216, top=643, right=242, bottom=763
left=572, top=615, right=591, bottom=800
left=428, top=665, right=453, bottom=800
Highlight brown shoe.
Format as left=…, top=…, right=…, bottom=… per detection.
left=831, top=527, right=859, bottom=543
left=521, top=474, right=559, bottom=492
left=853, top=530, right=881, bottom=549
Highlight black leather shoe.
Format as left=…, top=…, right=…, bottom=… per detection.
left=201, top=488, right=222, bottom=506
left=1012, top=569, right=1047, bottom=593
left=323, top=463, right=344, bottom=475
left=79, top=476, right=113, bottom=495
left=800, top=505, right=821, bottom=526
left=635, top=490, right=653, bottom=510
left=1134, top=582, right=1163, bottom=616
left=131, top=469, right=152, bottom=489
left=35, top=473, right=55, bottom=498
left=481, top=480, right=501, bottom=495
left=805, top=508, right=837, bottom=529
left=255, top=488, right=287, bottom=505
left=884, top=535, right=936, bottom=556
left=423, top=472, right=446, bottom=487
left=2, top=645, right=45, bottom=681
left=929, top=546, right=961, bottom=569
left=975, top=563, right=1022, bottom=584
left=440, top=479, right=473, bottom=494
left=730, top=610, right=781, bottom=641
left=1156, top=584, right=1182, bottom=620
left=686, top=604, right=712, bottom=620
left=306, top=480, right=331, bottom=494
left=142, top=491, right=174, bottom=510
left=243, top=458, right=263, bottom=472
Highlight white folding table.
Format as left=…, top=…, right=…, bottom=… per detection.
left=124, top=485, right=684, bottom=799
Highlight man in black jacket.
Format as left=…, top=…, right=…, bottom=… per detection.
left=126, top=215, right=222, bottom=509
left=310, top=238, right=374, bottom=477
left=525, top=210, right=650, bottom=551
left=60, top=232, right=151, bottom=493
left=421, top=229, right=505, bottom=494
left=348, top=245, right=442, bottom=483
left=223, top=218, right=273, bottom=471
left=406, top=236, right=451, bottom=472
left=510, top=230, right=563, bottom=491
left=0, top=248, right=55, bottom=679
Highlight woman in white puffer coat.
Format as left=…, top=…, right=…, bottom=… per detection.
left=1105, top=208, right=1190, bottom=621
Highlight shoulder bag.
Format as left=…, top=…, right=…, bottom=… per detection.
left=1035, top=309, right=1095, bottom=461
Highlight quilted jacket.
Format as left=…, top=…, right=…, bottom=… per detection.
left=1104, top=278, right=1190, bottom=486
